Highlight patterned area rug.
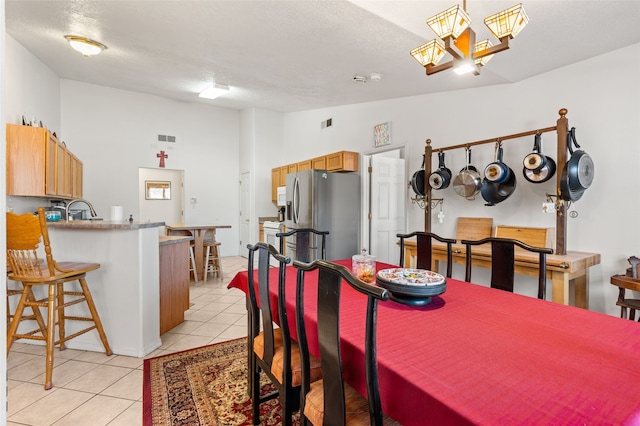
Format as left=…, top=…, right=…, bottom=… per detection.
left=143, top=337, right=296, bottom=425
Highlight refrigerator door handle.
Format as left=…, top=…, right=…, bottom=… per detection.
left=293, top=176, right=300, bottom=224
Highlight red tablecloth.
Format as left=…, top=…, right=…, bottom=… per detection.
left=228, top=259, right=640, bottom=425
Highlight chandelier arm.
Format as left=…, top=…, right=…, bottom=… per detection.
left=426, top=61, right=454, bottom=75
left=443, top=36, right=465, bottom=60
left=474, top=37, right=510, bottom=60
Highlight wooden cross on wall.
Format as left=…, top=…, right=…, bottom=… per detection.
left=157, top=150, right=168, bottom=168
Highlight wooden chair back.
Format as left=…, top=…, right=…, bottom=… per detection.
left=7, top=208, right=61, bottom=279
left=397, top=231, right=456, bottom=277
left=294, top=259, right=389, bottom=426
left=277, top=228, right=329, bottom=261
left=461, top=237, right=553, bottom=299
left=246, top=242, right=301, bottom=423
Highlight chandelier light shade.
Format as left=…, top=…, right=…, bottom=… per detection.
left=426, top=4, right=471, bottom=39
left=410, top=39, right=446, bottom=66
left=64, top=35, right=107, bottom=57
left=412, top=3, right=528, bottom=76
left=484, top=4, right=529, bottom=39
left=474, top=40, right=494, bottom=66
left=198, top=83, right=230, bottom=99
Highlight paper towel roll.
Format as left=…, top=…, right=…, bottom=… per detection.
left=110, top=205, right=124, bottom=222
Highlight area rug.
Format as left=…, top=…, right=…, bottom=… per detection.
left=143, top=337, right=297, bottom=425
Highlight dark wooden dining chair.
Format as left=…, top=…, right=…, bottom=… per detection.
left=610, top=275, right=640, bottom=321
left=277, top=228, right=329, bottom=261
left=246, top=242, right=321, bottom=425
left=461, top=237, right=553, bottom=299
left=6, top=208, right=112, bottom=390
left=293, top=259, right=391, bottom=426
left=397, top=231, right=456, bottom=277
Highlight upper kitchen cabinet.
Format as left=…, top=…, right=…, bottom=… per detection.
left=297, top=159, right=312, bottom=171
left=326, top=151, right=358, bottom=172
left=6, top=124, right=83, bottom=199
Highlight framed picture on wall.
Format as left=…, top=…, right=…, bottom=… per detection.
left=374, top=122, right=391, bottom=147
left=145, top=181, right=171, bottom=200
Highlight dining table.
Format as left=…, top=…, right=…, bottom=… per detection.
left=228, top=259, right=640, bottom=425
left=165, top=223, right=231, bottom=280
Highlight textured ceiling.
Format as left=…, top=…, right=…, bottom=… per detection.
left=6, top=0, right=640, bottom=113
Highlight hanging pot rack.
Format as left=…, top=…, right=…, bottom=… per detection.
left=421, top=108, right=570, bottom=254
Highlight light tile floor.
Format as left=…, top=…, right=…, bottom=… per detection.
left=7, top=256, right=249, bottom=426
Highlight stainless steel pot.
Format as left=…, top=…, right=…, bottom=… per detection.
left=453, top=147, right=481, bottom=199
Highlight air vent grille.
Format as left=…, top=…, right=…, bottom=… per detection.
left=158, top=134, right=176, bottom=142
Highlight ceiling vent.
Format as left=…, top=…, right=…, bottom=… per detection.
left=158, top=134, right=176, bottom=142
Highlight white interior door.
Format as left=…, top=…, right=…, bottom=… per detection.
left=370, top=153, right=406, bottom=264
left=240, top=171, right=251, bottom=258
left=139, top=168, right=184, bottom=234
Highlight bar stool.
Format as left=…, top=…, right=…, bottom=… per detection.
left=188, top=244, right=198, bottom=283
left=6, top=208, right=112, bottom=390
left=203, top=240, right=222, bottom=281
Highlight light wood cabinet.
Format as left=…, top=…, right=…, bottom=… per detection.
left=159, top=238, right=190, bottom=334
left=72, top=155, right=83, bottom=198
left=298, top=160, right=312, bottom=171
left=272, top=166, right=289, bottom=202
left=271, top=168, right=280, bottom=202
left=278, top=166, right=288, bottom=186
left=6, top=124, right=83, bottom=199
left=259, top=223, right=265, bottom=242
left=312, top=156, right=327, bottom=169
left=326, top=151, right=358, bottom=172
left=270, top=151, right=359, bottom=202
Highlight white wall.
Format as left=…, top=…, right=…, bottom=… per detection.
left=281, top=43, right=640, bottom=316
left=5, top=35, right=60, bottom=130
left=59, top=80, right=241, bottom=254
left=240, top=107, right=285, bottom=246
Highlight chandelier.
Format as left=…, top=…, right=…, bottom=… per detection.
left=411, top=1, right=528, bottom=76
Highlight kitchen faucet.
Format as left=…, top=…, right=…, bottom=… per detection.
left=65, top=199, right=98, bottom=220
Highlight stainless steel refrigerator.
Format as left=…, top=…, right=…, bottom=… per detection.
left=285, top=169, right=360, bottom=262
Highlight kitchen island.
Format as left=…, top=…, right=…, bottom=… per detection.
left=41, top=220, right=164, bottom=357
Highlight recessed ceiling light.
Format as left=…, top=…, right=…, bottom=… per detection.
left=64, top=35, right=107, bottom=57
left=199, top=83, right=231, bottom=99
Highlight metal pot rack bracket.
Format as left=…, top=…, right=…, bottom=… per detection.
left=421, top=108, right=571, bottom=255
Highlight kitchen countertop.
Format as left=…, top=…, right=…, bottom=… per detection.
left=159, top=235, right=193, bottom=246
left=258, top=216, right=279, bottom=223
left=47, top=220, right=165, bottom=230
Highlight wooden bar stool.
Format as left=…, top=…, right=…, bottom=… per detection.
left=188, top=244, right=198, bottom=283
left=6, top=208, right=112, bottom=390
left=203, top=240, right=222, bottom=281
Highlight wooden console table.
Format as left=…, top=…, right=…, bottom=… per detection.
left=402, top=240, right=600, bottom=309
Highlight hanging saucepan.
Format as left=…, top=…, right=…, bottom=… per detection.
left=453, top=146, right=481, bottom=199
left=480, top=143, right=517, bottom=206
left=484, top=142, right=510, bottom=183
left=523, top=133, right=556, bottom=184
left=428, top=151, right=452, bottom=190
left=560, top=127, right=594, bottom=201
left=410, top=155, right=426, bottom=197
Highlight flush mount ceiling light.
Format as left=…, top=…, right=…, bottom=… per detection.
left=198, top=83, right=230, bottom=99
left=64, top=35, right=107, bottom=57
left=410, top=1, right=528, bottom=76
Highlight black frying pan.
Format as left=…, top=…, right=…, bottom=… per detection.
left=410, top=155, right=426, bottom=197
